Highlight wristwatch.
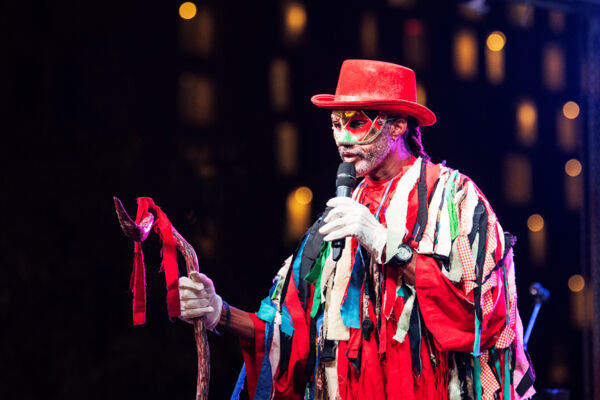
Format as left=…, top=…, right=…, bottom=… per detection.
left=388, top=243, right=413, bottom=268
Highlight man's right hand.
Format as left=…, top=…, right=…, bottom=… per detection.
left=179, top=271, right=222, bottom=331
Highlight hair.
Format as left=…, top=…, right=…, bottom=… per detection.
left=403, top=116, right=430, bottom=160
left=386, top=114, right=430, bottom=160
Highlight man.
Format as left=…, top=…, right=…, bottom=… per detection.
left=178, top=60, right=535, bottom=399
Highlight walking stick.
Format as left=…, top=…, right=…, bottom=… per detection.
left=113, top=196, right=210, bottom=400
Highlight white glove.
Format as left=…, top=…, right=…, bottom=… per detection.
left=178, top=271, right=223, bottom=331
left=319, top=197, right=387, bottom=263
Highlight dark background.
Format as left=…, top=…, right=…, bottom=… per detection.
left=2, top=0, right=590, bottom=399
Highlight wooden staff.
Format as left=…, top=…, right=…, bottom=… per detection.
left=113, top=196, right=210, bottom=400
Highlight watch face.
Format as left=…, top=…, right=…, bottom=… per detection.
left=397, top=244, right=413, bottom=262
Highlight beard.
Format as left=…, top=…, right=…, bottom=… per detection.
left=338, top=131, right=393, bottom=177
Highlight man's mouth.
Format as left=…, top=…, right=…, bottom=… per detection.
left=340, top=152, right=361, bottom=162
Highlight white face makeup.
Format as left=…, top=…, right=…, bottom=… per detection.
left=337, top=122, right=395, bottom=177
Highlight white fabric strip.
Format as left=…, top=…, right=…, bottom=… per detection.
left=269, top=313, right=281, bottom=381
left=325, top=237, right=352, bottom=341
left=384, top=157, right=423, bottom=263
left=459, top=180, right=479, bottom=236
left=418, top=166, right=450, bottom=254
left=393, top=284, right=416, bottom=343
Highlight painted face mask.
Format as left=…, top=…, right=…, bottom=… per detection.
left=331, top=110, right=387, bottom=146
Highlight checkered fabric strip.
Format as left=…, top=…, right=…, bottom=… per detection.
left=457, top=234, right=476, bottom=282
left=482, top=291, right=494, bottom=321
left=482, top=217, right=499, bottom=279
left=496, top=325, right=516, bottom=349
left=480, top=350, right=501, bottom=400
left=496, top=278, right=518, bottom=349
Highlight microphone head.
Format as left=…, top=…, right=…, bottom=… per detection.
left=529, top=282, right=550, bottom=303
left=335, top=162, right=357, bottom=188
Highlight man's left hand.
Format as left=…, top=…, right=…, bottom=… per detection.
left=319, top=197, right=387, bottom=262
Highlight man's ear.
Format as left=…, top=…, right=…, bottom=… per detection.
left=390, top=118, right=408, bottom=141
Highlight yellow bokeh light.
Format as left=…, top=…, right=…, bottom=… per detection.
left=517, top=100, right=537, bottom=146
left=527, top=214, right=544, bottom=232
left=565, top=159, right=582, bottom=177
left=454, top=29, right=478, bottom=79
left=286, top=3, right=307, bottom=36
left=563, top=101, right=580, bottom=119
left=179, top=2, right=197, bottom=20
left=416, top=82, right=427, bottom=106
left=518, top=102, right=536, bottom=127
left=486, top=31, right=506, bottom=52
left=568, top=274, right=585, bottom=292
left=294, top=186, right=313, bottom=205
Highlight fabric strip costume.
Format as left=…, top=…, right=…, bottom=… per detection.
left=235, top=157, right=535, bottom=399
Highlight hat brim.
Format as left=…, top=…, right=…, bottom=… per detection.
left=311, top=94, right=436, bottom=127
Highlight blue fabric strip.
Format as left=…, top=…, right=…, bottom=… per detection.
left=230, top=364, right=247, bottom=400
left=254, top=322, right=274, bottom=400
left=281, top=304, right=294, bottom=337
left=340, top=245, right=366, bottom=329
left=292, top=234, right=310, bottom=287
left=257, top=297, right=277, bottom=324
left=305, top=313, right=324, bottom=400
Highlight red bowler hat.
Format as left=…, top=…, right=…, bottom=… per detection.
left=311, top=59, right=436, bottom=126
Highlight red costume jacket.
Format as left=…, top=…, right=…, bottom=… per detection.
left=237, top=158, right=535, bottom=400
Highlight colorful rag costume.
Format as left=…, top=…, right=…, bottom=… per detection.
left=234, top=157, right=535, bottom=400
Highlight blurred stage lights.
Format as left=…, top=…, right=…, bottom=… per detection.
left=568, top=274, right=585, bottom=292
left=294, top=186, right=313, bottom=205
left=565, top=159, right=582, bottom=177
left=286, top=3, right=307, bottom=35
left=486, top=31, right=506, bottom=52
left=562, top=101, right=580, bottom=119
left=179, top=2, right=197, bottom=20
left=527, top=214, right=544, bottom=232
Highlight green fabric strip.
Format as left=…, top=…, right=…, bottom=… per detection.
left=504, top=348, right=511, bottom=400
left=304, top=242, right=331, bottom=318
left=447, top=170, right=460, bottom=240
left=491, top=348, right=502, bottom=383
left=472, top=312, right=482, bottom=400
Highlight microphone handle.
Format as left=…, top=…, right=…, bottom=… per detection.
left=331, top=185, right=353, bottom=261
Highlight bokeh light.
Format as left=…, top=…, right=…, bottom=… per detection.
left=416, top=82, right=427, bottom=106
left=179, top=2, right=197, bottom=20
left=527, top=214, right=544, bottom=232
left=454, top=29, right=478, bottom=79
left=486, top=31, right=506, bottom=51
left=517, top=100, right=537, bottom=146
left=286, top=3, right=307, bottom=36
left=563, top=101, right=580, bottom=119
left=565, top=159, right=582, bottom=177
left=568, top=274, right=585, bottom=292
left=294, top=186, right=313, bottom=205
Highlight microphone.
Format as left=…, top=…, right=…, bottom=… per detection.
left=529, top=282, right=550, bottom=304
left=331, top=162, right=357, bottom=261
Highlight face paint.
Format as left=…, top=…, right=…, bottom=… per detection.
left=331, top=110, right=387, bottom=146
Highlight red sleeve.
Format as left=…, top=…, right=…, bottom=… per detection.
left=240, top=313, right=266, bottom=400
left=415, top=255, right=506, bottom=352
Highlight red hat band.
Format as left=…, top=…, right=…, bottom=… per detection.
left=311, top=59, right=436, bottom=127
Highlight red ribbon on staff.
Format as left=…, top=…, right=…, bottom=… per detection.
left=130, top=197, right=180, bottom=325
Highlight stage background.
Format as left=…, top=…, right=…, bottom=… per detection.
left=2, top=0, right=593, bottom=398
